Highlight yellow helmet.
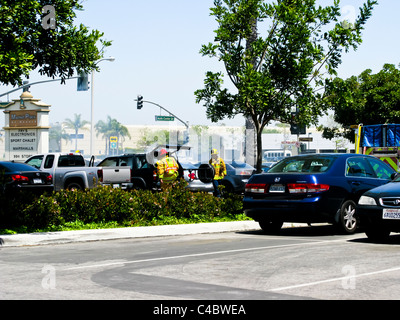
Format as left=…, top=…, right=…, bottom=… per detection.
left=211, top=148, right=218, bottom=155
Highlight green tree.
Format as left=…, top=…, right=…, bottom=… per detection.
left=195, top=0, right=377, bottom=172
left=95, top=116, right=131, bottom=155
left=320, top=63, right=400, bottom=142
left=0, top=0, right=111, bottom=86
left=49, top=123, right=70, bottom=152
left=63, top=113, right=90, bottom=152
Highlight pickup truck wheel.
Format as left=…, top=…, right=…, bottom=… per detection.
left=66, top=181, right=83, bottom=191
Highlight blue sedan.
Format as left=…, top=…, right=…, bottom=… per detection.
left=243, top=153, right=395, bottom=234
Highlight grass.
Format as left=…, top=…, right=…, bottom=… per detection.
left=0, top=213, right=251, bottom=235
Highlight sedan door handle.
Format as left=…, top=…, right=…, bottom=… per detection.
left=351, top=181, right=361, bottom=186
left=115, top=169, right=120, bottom=172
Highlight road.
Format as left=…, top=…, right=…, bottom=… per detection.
left=2, top=224, right=400, bottom=303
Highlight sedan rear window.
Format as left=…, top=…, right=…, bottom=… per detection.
left=0, top=162, right=38, bottom=172
left=268, top=157, right=335, bottom=173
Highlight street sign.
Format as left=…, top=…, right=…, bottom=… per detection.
left=299, top=137, right=313, bottom=142
left=155, top=115, right=174, bottom=121
left=110, top=136, right=118, bottom=143
left=111, top=142, right=117, bottom=149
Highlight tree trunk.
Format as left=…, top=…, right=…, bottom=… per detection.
left=245, top=18, right=260, bottom=171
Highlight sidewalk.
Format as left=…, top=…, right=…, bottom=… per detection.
left=0, top=221, right=263, bottom=247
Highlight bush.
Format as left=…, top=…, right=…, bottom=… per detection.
left=2, top=180, right=245, bottom=232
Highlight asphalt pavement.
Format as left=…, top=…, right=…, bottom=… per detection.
left=0, top=221, right=265, bottom=247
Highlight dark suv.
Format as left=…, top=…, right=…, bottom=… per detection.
left=97, top=153, right=157, bottom=190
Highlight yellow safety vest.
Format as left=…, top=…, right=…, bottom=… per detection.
left=156, top=156, right=179, bottom=181
left=209, top=157, right=227, bottom=180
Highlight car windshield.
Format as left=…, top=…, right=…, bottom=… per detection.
left=268, top=156, right=335, bottom=173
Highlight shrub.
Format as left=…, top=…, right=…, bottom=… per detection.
left=2, top=180, right=245, bottom=232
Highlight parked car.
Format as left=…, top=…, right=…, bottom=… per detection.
left=357, top=174, right=400, bottom=241
left=243, top=153, right=396, bottom=234
left=261, top=162, right=277, bottom=173
left=97, top=153, right=157, bottom=190
left=0, top=161, right=53, bottom=194
left=25, top=153, right=131, bottom=191
left=183, top=161, right=255, bottom=194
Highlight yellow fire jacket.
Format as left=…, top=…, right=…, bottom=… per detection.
left=156, top=156, right=179, bottom=181
left=209, top=157, right=227, bottom=180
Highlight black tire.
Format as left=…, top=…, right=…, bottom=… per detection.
left=65, top=181, right=84, bottom=191
left=259, top=220, right=283, bottom=234
left=338, top=200, right=358, bottom=234
left=365, top=225, right=391, bottom=242
left=197, top=164, right=215, bottom=183
left=220, top=181, right=234, bottom=195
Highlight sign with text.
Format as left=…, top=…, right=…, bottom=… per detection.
left=155, top=115, right=174, bottom=122
left=9, top=129, right=38, bottom=161
left=9, top=110, right=38, bottom=127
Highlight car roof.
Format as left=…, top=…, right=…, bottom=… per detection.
left=288, top=153, right=374, bottom=159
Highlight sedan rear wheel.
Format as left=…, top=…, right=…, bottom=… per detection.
left=338, top=200, right=358, bottom=234
left=259, top=220, right=283, bottom=234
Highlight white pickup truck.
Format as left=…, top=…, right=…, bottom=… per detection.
left=25, top=153, right=131, bottom=191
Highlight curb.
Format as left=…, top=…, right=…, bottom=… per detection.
left=0, top=221, right=262, bottom=247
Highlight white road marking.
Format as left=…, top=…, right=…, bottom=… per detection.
left=270, top=266, right=400, bottom=292
left=64, top=238, right=346, bottom=271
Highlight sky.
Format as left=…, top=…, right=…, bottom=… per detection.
left=1, top=0, right=400, bottom=130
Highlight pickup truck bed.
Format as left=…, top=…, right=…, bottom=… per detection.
left=97, top=153, right=157, bottom=190
left=25, top=153, right=131, bottom=191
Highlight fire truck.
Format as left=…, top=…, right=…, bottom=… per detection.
left=354, top=124, right=400, bottom=172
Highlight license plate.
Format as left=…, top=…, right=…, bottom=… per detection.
left=383, top=209, right=400, bottom=220
left=33, top=179, right=42, bottom=184
left=269, top=184, right=285, bottom=193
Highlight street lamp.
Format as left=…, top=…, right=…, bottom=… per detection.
left=90, top=56, right=115, bottom=156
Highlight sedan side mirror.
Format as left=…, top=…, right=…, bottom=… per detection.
left=390, top=172, right=399, bottom=180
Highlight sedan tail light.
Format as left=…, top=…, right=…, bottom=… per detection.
left=46, top=175, right=53, bottom=183
left=11, top=174, right=29, bottom=182
left=245, top=183, right=268, bottom=194
left=188, top=172, right=196, bottom=181
left=287, top=183, right=330, bottom=194
left=97, top=169, right=103, bottom=182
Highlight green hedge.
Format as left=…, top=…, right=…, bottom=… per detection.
left=0, top=180, right=244, bottom=232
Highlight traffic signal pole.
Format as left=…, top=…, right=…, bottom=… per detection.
left=135, top=96, right=189, bottom=129
left=0, top=77, right=80, bottom=99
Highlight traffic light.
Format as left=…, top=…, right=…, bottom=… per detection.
left=77, top=72, right=89, bottom=91
left=290, top=112, right=306, bottom=135
left=137, top=95, right=143, bottom=109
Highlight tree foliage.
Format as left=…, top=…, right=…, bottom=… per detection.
left=95, top=116, right=131, bottom=155
left=320, top=63, right=400, bottom=142
left=195, top=0, right=377, bottom=171
left=0, top=0, right=111, bottom=86
left=63, top=113, right=90, bottom=152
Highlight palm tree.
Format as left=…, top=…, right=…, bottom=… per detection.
left=95, top=116, right=131, bottom=155
left=63, top=114, right=90, bottom=152
left=49, top=123, right=71, bottom=152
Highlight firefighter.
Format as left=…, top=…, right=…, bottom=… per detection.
left=209, top=148, right=227, bottom=197
left=156, top=148, right=179, bottom=188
